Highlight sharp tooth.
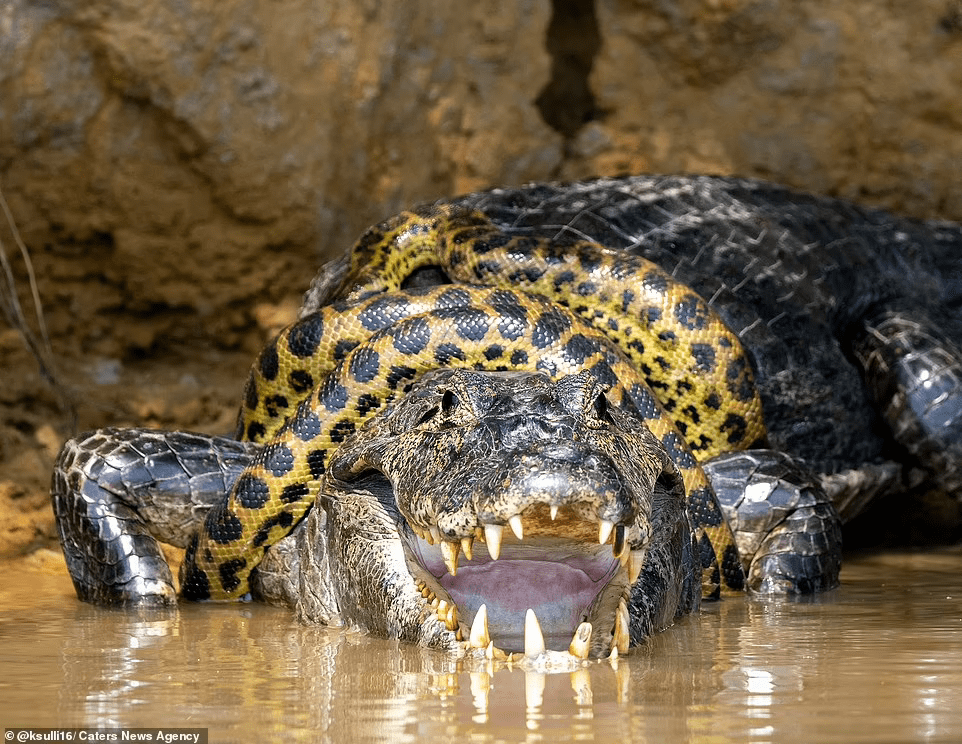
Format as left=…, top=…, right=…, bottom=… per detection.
left=612, top=524, right=626, bottom=557
left=508, top=514, right=524, bottom=540
left=430, top=526, right=441, bottom=544
left=483, top=524, right=503, bottom=560
left=445, top=603, right=459, bottom=631
left=629, top=549, right=645, bottom=583
left=568, top=621, right=592, bottom=660
left=613, top=598, right=630, bottom=654
left=598, top=519, right=615, bottom=545
left=549, top=504, right=559, bottom=520
left=524, top=608, right=546, bottom=657
left=460, top=536, right=474, bottom=561
left=469, top=604, right=490, bottom=649
left=440, top=540, right=460, bottom=576
left=485, top=641, right=508, bottom=661
left=525, top=671, right=546, bottom=710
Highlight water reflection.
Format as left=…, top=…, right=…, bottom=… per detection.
left=2, top=550, right=961, bottom=742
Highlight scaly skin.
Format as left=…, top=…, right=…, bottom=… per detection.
left=183, top=286, right=745, bottom=601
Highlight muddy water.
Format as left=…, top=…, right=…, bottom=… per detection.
left=2, top=550, right=961, bottom=743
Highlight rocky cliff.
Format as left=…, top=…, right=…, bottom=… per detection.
left=2, top=0, right=961, bottom=561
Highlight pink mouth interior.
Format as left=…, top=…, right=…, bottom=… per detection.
left=411, top=538, right=620, bottom=650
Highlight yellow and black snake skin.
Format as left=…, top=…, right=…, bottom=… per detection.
left=181, top=206, right=767, bottom=601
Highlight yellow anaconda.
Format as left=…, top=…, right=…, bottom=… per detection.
left=181, top=206, right=766, bottom=601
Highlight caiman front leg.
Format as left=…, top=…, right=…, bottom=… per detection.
left=51, top=429, right=259, bottom=606
left=704, top=449, right=843, bottom=594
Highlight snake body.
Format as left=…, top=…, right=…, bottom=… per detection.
left=181, top=206, right=766, bottom=601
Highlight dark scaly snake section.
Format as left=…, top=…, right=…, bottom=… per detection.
left=182, top=207, right=766, bottom=601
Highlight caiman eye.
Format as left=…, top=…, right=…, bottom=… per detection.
left=593, top=391, right=613, bottom=424
left=441, top=389, right=458, bottom=414
left=414, top=389, right=459, bottom=428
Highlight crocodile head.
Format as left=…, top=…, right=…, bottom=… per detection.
left=297, top=368, right=697, bottom=659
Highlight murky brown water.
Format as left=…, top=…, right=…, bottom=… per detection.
left=2, top=549, right=961, bottom=743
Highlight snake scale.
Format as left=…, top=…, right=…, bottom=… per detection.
left=180, top=204, right=766, bottom=602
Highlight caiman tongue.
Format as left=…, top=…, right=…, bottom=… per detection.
left=412, top=535, right=622, bottom=650
left=405, top=495, right=646, bottom=657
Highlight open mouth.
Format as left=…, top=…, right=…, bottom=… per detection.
left=318, top=368, right=678, bottom=661
left=402, top=502, right=647, bottom=660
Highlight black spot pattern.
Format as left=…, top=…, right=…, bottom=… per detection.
left=333, top=339, right=360, bottom=362
left=722, top=544, right=745, bottom=590
left=432, top=306, right=489, bottom=342
left=287, top=315, right=324, bottom=358
left=508, top=266, right=546, bottom=284
left=205, top=502, right=244, bottom=544
left=660, top=431, right=697, bottom=469
left=690, top=343, right=717, bottom=373
left=359, top=295, right=412, bottom=331
left=290, top=408, right=322, bottom=441
left=578, top=252, right=601, bottom=273
left=487, top=290, right=529, bottom=341
left=349, top=347, right=381, bottom=383
left=562, top=333, right=600, bottom=365
left=642, top=271, right=668, bottom=295
left=588, top=359, right=618, bottom=390
left=553, top=270, right=576, bottom=290
left=726, top=356, right=756, bottom=403
left=391, top=316, right=432, bottom=354
left=289, top=369, right=315, bottom=394
left=259, top=343, right=279, bottom=381
left=320, top=377, right=349, bottom=413
left=330, top=418, right=356, bottom=443
left=235, top=473, right=271, bottom=509
left=721, top=412, right=749, bottom=445
left=180, top=538, right=211, bottom=600
left=674, top=295, right=708, bottom=331
left=436, top=287, right=473, bottom=308
left=697, top=533, right=715, bottom=569
left=483, top=344, right=504, bottom=361
left=386, top=364, right=418, bottom=391
left=264, top=394, right=289, bottom=418
left=252, top=512, right=296, bottom=547
left=510, top=349, right=528, bottom=366
left=435, top=343, right=467, bottom=365
left=688, top=485, right=724, bottom=526
left=626, top=383, right=662, bottom=420
left=246, top=422, right=267, bottom=441
left=218, top=558, right=248, bottom=593
left=355, top=393, right=381, bottom=416
left=262, top=443, right=295, bottom=477
left=281, top=482, right=310, bottom=504
left=532, top=307, right=571, bottom=349
left=306, top=449, right=326, bottom=478
left=244, top=380, right=259, bottom=410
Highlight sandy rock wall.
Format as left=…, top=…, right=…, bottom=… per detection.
left=2, top=0, right=961, bottom=558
